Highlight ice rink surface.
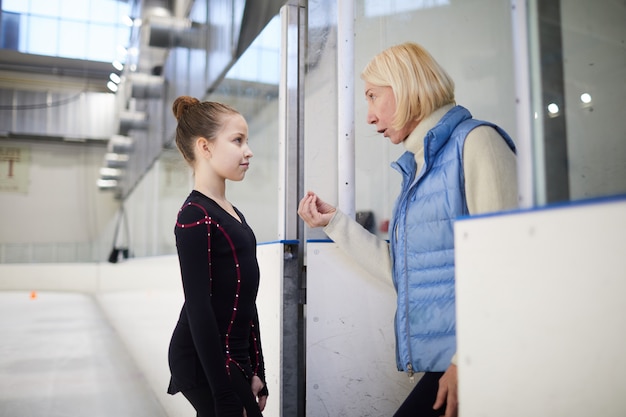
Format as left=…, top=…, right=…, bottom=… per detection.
left=0, top=291, right=167, bottom=417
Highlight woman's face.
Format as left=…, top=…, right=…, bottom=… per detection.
left=206, top=113, right=253, bottom=182
left=364, top=82, right=416, bottom=144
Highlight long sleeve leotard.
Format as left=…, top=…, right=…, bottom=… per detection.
left=167, top=190, right=267, bottom=416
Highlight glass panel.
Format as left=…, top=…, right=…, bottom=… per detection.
left=86, top=23, right=119, bottom=62
left=26, top=16, right=59, bottom=56
left=2, top=0, right=30, bottom=14
left=59, top=0, right=90, bottom=21
left=560, top=1, right=626, bottom=200
left=30, top=0, right=60, bottom=18
left=350, top=0, right=516, bottom=238
left=0, top=12, right=21, bottom=50
left=206, top=16, right=282, bottom=243
left=363, top=0, right=451, bottom=17
left=151, top=10, right=282, bottom=248
left=89, top=0, right=123, bottom=25
left=116, top=25, right=131, bottom=49
left=58, top=21, right=88, bottom=59
left=303, top=0, right=339, bottom=240
left=1, top=0, right=130, bottom=62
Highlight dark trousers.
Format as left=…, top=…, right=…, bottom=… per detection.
left=393, top=372, right=446, bottom=417
left=181, top=368, right=263, bottom=417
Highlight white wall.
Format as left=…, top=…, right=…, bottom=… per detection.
left=0, top=140, right=116, bottom=246
left=455, top=196, right=626, bottom=416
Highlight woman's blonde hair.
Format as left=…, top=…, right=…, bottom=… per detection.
left=361, top=42, right=455, bottom=129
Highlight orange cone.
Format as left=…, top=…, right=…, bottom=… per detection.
left=30, top=291, right=37, bottom=300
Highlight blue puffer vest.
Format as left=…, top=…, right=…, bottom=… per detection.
left=389, top=105, right=516, bottom=374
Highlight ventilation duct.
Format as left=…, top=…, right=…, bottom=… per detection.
left=99, top=167, right=123, bottom=180
left=128, top=72, right=164, bottom=99
left=104, top=152, right=130, bottom=168
left=119, top=111, right=149, bottom=133
left=97, top=178, right=119, bottom=190
left=107, top=135, right=135, bottom=154
left=147, top=15, right=206, bottom=49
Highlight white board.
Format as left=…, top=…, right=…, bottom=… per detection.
left=455, top=197, right=626, bottom=416
left=306, top=241, right=413, bottom=416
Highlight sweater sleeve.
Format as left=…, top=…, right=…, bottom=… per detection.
left=176, top=205, right=243, bottom=416
left=463, top=125, right=519, bottom=215
left=454, top=125, right=518, bottom=368
left=323, top=210, right=394, bottom=287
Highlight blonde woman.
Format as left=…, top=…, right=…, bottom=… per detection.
left=299, top=42, right=518, bottom=417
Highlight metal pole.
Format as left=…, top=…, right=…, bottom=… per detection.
left=278, top=3, right=306, bottom=416
left=511, top=0, right=535, bottom=209
left=337, top=0, right=355, bottom=218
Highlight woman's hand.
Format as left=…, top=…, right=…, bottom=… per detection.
left=434, top=364, right=458, bottom=417
left=298, top=192, right=336, bottom=228
left=251, top=375, right=267, bottom=411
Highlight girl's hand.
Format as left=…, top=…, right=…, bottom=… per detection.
left=251, top=375, right=267, bottom=411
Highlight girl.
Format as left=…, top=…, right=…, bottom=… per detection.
left=167, top=96, right=268, bottom=417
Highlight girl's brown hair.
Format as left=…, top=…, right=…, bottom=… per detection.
left=172, top=96, right=239, bottom=165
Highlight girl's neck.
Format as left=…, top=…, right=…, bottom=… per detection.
left=194, top=180, right=227, bottom=203
left=194, top=181, right=241, bottom=223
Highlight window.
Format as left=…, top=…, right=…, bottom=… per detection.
left=226, top=15, right=280, bottom=85
left=1, top=0, right=131, bottom=63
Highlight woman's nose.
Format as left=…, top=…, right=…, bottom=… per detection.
left=366, top=111, right=377, bottom=125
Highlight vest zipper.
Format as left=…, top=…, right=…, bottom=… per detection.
left=402, top=190, right=414, bottom=382
left=396, top=176, right=416, bottom=384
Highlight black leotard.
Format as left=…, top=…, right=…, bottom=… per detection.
left=167, top=190, right=267, bottom=416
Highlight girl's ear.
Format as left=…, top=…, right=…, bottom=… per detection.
left=195, top=137, right=212, bottom=158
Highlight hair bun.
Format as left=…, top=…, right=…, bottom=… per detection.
left=172, top=96, right=201, bottom=121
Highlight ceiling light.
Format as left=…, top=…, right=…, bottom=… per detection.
left=580, top=93, right=592, bottom=105
left=110, top=73, right=121, bottom=84
left=547, top=103, right=560, bottom=117
left=99, top=167, right=123, bottom=179
left=105, top=153, right=130, bottom=168
left=107, top=81, right=119, bottom=92
left=97, top=178, right=118, bottom=189
left=122, top=15, right=134, bottom=27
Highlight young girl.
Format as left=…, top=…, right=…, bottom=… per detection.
left=167, top=96, right=268, bottom=417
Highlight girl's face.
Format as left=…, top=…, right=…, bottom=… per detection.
left=364, top=82, right=416, bottom=144
left=206, top=113, right=253, bottom=181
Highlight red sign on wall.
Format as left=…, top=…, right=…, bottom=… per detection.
left=0, top=146, right=30, bottom=193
